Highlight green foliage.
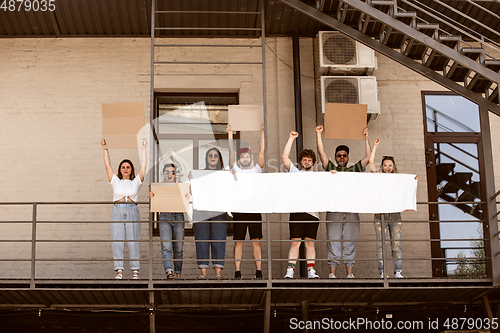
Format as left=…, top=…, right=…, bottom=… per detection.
left=453, top=225, right=487, bottom=278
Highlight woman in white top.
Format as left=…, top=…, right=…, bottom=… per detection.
left=101, top=138, right=147, bottom=280
left=369, top=139, right=418, bottom=279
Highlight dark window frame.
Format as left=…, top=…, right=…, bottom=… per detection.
left=151, top=92, right=240, bottom=236
left=421, top=91, right=490, bottom=278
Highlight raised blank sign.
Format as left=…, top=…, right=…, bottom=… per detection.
left=324, top=103, right=367, bottom=140
left=228, top=105, right=263, bottom=131
left=102, top=102, right=144, bottom=149
left=150, top=183, right=190, bottom=213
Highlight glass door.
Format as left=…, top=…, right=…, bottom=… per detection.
left=423, top=93, right=488, bottom=278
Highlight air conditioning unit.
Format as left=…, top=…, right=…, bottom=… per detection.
left=317, top=31, right=376, bottom=75
left=320, top=76, right=380, bottom=118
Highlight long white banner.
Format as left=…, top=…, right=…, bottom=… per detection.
left=190, top=171, right=417, bottom=214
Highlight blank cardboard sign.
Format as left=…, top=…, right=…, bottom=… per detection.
left=150, top=183, right=190, bottom=213
left=324, top=103, right=367, bottom=140
left=228, top=105, right=263, bottom=131
left=102, top=102, right=144, bottom=149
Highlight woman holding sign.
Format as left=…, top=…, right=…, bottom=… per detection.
left=101, top=138, right=147, bottom=280
left=149, top=163, right=185, bottom=280
left=191, top=147, right=228, bottom=280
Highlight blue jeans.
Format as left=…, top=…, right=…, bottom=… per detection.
left=158, top=212, right=185, bottom=274
left=374, top=213, right=403, bottom=273
left=193, top=210, right=228, bottom=269
left=110, top=204, right=141, bottom=271
left=326, top=212, right=360, bottom=267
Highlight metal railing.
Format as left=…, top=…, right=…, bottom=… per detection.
left=401, top=0, right=500, bottom=56
left=0, top=200, right=494, bottom=289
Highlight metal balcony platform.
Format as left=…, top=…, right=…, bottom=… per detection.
left=0, top=278, right=496, bottom=310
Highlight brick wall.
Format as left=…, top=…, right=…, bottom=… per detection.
left=1, top=36, right=492, bottom=280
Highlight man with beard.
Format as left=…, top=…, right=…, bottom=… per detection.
left=316, top=125, right=371, bottom=279
left=227, top=124, right=265, bottom=279
left=282, top=131, right=320, bottom=279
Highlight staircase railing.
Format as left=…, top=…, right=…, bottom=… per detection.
left=401, top=0, right=500, bottom=56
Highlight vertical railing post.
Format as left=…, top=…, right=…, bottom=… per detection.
left=263, top=289, right=271, bottom=333
left=260, top=0, right=272, bottom=287
left=30, top=203, right=37, bottom=289
left=149, top=291, right=156, bottom=333
left=148, top=215, right=154, bottom=288
left=148, top=0, right=156, bottom=291
left=301, top=300, right=310, bottom=333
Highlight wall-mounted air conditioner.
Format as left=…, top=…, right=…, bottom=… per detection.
left=320, top=76, right=380, bottom=118
left=317, top=31, right=377, bottom=75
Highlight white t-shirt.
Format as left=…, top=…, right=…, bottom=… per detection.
left=231, top=164, right=263, bottom=173
left=110, top=174, right=143, bottom=202
left=288, top=163, right=307, bottom=174
left=286, top=163, right=319, bottom=219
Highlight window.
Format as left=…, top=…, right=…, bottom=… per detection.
left=152, top=93, right=239, bottom=233
left=423, top=92, right=486, bottom=277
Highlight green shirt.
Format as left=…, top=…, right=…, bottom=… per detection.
left=325, top=159, right=365, bottom=172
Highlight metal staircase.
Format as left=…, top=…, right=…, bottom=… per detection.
left=279, top=0, right=500, bottom=115
left=436, top=161, right=482, bottom=219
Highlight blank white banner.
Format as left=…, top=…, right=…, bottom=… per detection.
left=190, top=171, right=417, bottom=214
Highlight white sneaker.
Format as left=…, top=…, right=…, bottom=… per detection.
left=284, top=267, right=294, bottom=279
left=395, top=271, right=404, bottom=278
left=346, top=273, right=355, bottom=279
left=308, top=268, right=319, bottom=279
left=328, top=273, right=336, bottom=279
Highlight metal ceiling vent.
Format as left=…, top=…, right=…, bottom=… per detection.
left=318, top=31, right=377, bottom=75
left=320, top=76, right=381, bottom=118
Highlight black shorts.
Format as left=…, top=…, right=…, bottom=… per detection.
left=289, top=213, right=319, bottom=240
left=232, top=213, right=263, bottom=240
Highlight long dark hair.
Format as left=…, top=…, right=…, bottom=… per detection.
left=205, top=147, right=224, bottom=170
left=117, top=159, right=136, bottom=180
left=163, top=163, right=178, bottom=173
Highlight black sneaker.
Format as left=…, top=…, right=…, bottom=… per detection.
left=255, top=270, right=263, bottom=279
left=234, top=271, right=242, bottom=279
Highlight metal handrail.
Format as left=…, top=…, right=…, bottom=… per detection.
left=427, top=105, right=478, bottom=133
left=436, top=150, right=480, bottom=175
left=401, top=0, right=500, bottom=55
left=0, top=200, right=492, bottom=285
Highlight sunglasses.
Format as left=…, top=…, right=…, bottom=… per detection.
left=382, top=155, right=395, bottom=160
left=163, top=171, right=176, bottom=175
left=336, top=153, right=348, bottom=158
left=208, top=153, right=219, bottom=158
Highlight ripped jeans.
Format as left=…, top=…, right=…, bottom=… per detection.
left=159, top=212, right=185, bottom=274
left=374, top=213, right=402, bottom=273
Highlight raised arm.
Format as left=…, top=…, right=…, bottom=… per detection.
left=360, top=127, right=372, bottom=169
left=316, top=125, right=329, bottom=167
left=101, top=139, right=114, bottom=182
left=138, top=138, right=148, bottom=182
left=282, top=131, right=298, bottom=172
left=226, top=124, right=235, bottom=169
left=257, top=124, right=265, bottom=169
left=369, top=139, right=380, bottom=172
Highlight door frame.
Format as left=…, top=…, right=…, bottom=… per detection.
left=422, top=92, right=490, bottom=277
